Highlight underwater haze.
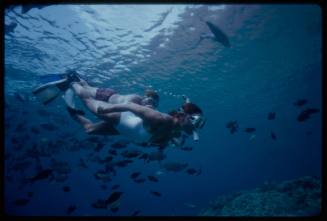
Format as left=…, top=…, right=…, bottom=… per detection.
left=4, top=4, right=322, bottom=216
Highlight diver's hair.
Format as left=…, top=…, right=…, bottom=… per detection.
left=145, top=89, right=159, bottom=101
left=168, top=110, right=185, bottom=119
left=182, top=103, right=203, bottom=115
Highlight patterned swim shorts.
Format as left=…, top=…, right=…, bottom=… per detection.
left=95, top=88, right=116, bottom=102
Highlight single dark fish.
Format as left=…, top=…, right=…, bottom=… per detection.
left=244, top=128, right=256, bottom=133
left=11, top=137, right=19, bottom=145
left=14, top=92, right=26, bottom=102
left=91, top=199, right=107, bottom=209
left=115, top=160, right=128, bottom=167
left=271, top=132, right=277, bottom=140
left=150, top=191, right=162, bottom=197
left=147, top=175, right=159, bottom=182
left=181, top=146, right=193, bottom=151
left=134, top=178, right=146, bottom=183
left=111, top=184, right=120, bottom=190
left=268, top=112, right=276, bottom=120
left=27, top=191, right=34, bottom=198
left=108, top=150, right=117, bottom=156
left=99, top=156, right=113, bottom=164
left=13, top=198, right=30, bottom=206
left=115, top=160, right=127, bottom=167
left=138, top=153, right=148, bottom=161
left=162, top=162, right=188, bottom=172
left=111, top=207, right=119, bottom=213
left=230, top=127, right=237, bottom=134
left=186, top=168, right=197, bottom=175
left=296, top=108, right=319, bottom=122
left=306, top=131, right=313, bottom=136
left=297, top=112, right=310, bottom=122
left=205, top=21, right=231, bottom=47
left=123, top=159, right=133, bottom=164
left=130, top=172, right=141, bottom=179
left=121, top=149, right=142, bottom=158
left=78, top=158, right=88, bottom=169
left=28, top=169, right=53, bottom=182
left=186, top=168, right=202, bottom=176
left=94, top=142, right=105, bottom=152
left=105, top=164, right=116, bottom=176
left=94, top=171, right=111, bottom=182
left=147, top=150, right=166, bottom=162
left=305, top=108, right=319, bottom=115
left=105, top=191, right=123, bottom=205
left=66, top=205, right=76, bottom=215
left=62, top=186, right=71, bottom=192
left=40, top=122, right=58, bottom=131
left=226, top=120, right=237, bottom=128
left=15, top=122, right=25, bottom=132
left=111, top=141, right=129, bottom=149
left=31, top=127, right=40, bottom=134
left=294, top=99, right=307, bottom=107
left=158, top=145, right=167, bottom=151
left=131, top=210, right=141, bottom=216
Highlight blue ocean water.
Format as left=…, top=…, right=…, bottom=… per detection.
left=4, top=4, right=322, bottom=216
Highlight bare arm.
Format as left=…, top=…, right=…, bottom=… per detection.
left=97, top=102, right=160, bottom=121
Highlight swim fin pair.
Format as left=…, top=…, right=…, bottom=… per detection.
left=32, top=71, right=81, bottom=105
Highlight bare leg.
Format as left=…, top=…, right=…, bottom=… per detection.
left=71, top=114, right=93, bottom=131
left=70, top=81, right=98, bottom=99
left=72, top=113, right=120, bottom=135
left=87, top=121, right=120, bottom=135
left=83, top=98, right=114, bottom=115
left=70, top=82, right=114, bottom=114
left=70, top=81, right=121, bottom=121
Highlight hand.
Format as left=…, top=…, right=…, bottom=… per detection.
left=97, top=107, right=105, bottom=114
left=182, top=95, right=190, bottom=103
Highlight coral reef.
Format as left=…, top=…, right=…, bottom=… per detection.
left=199, top=176, right=321, bottom=216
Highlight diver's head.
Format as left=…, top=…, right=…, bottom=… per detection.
left=168, top=110, right=193, bottom=133
left=179, top=102, right=206, bottom=141
left=169, top=103, right=205, bottom=132
left=142, top=89, right=159, bottom=108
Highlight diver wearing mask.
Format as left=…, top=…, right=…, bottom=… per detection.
left=169, top=95, right=206, bottom=146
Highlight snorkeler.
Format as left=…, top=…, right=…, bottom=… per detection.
left=69, top=74, right=205, bottom=147
left=69, top=90, right=205, bottom=147
left=33, top=70, right=205, bottom=147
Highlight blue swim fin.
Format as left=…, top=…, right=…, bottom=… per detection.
left=39, top=74, right=67, bottom=84
left=33, top=71, right=81, bottom=105
left=33, top=84, right=62, bottom=105
left=63, top=88, right=85, bottom=116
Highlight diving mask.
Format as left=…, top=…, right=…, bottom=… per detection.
left=189, top=114, right=205, bottom=141
left=189, top=114, right=206, bottom=129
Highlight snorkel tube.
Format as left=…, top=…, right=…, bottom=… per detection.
left=182, top=95, right=191, bottom=104
left=193, top=130, right=199, bottom=141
